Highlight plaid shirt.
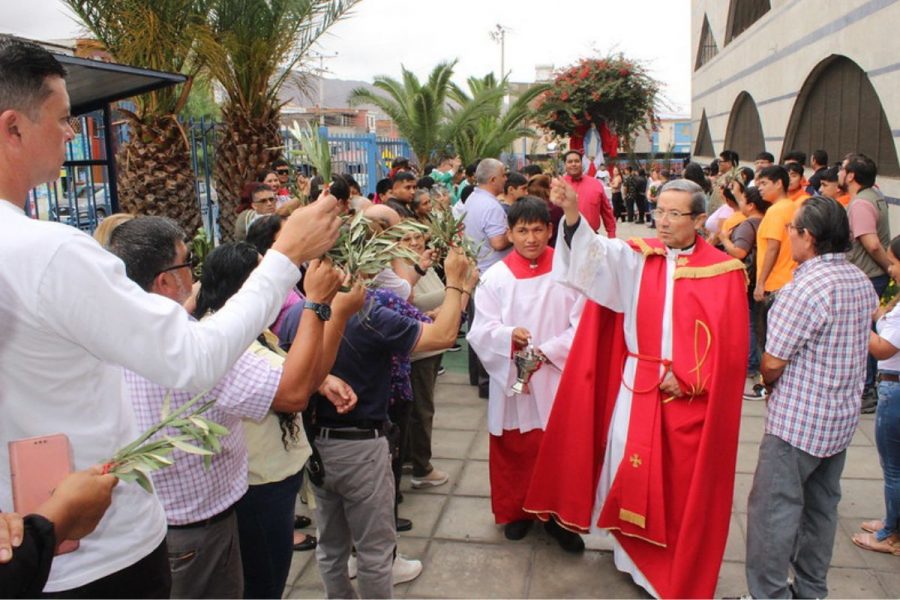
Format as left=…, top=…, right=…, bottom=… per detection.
left=765, top=253, right=877, bottom=457
left=125, top=348, right=280, bottom=525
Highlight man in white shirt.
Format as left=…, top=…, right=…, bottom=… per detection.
left=0, top=37, right=340, bottom=596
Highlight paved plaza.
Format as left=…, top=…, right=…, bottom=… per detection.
left=285, top=223, right=899, bottom=599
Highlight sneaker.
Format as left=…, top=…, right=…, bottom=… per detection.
left=437, top=366, right=446, bottom=376
left=401, top=462, right=413, bottom=475
left=392, top=555, right=423, bottom=585
left=743, top=383, right=768, bottom=401
left=447, top=342, right=462, bottom=352
left=410, top=468, right=449, bottom=489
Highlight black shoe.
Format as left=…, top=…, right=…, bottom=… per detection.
left=504, top=520, right=533, bottom=541
left=447, top=343, right=462, bottom=352
left=293, top=534, right=317, bottom=552
left=437, top=366, right=446, bottom=376
left=396, top=517, right=413, bottom=532
left=294, top=515, right=312, bottom=529
left=544, top=519, right=585, bottom=553
left=478, top=386, right=489, bottom=399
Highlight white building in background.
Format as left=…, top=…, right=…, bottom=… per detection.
left=691, top=0, right=900, bottom=225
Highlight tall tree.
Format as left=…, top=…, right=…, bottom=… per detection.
left=349, top=61, right=501, bottom=165
left=449, top=73, right=549, bottom=166
left=200, top=0, right=359, bottom=240
left=66, top=0, right=210, bottom=233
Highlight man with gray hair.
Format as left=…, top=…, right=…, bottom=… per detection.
left=462, top=158, right=512, bottom=397
left=523, top=178, right=749, bottom=598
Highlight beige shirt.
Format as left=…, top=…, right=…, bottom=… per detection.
left=242, top=336, right=312, bottom=485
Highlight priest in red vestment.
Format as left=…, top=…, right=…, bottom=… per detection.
left=524, top=178, right=748, bottom=598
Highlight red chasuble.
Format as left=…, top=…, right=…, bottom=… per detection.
left=524, top=236, right=748, bottom=599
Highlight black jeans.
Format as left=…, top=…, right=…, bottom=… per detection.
left=42, top=540, right=170, bottom=599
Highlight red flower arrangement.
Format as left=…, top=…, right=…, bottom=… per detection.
left=534, top=53, right=661, bottom=144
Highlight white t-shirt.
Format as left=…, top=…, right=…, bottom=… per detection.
left=877, top=302, right=900, bottom=372
left=0, top=199, right=299, bottom=591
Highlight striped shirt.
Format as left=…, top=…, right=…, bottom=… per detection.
left=125, top=347, right=280, bottom=525
left=765, top=253, right=877, bottom=457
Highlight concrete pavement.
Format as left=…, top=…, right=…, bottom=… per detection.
left=284, top=221, right=899, bottom=598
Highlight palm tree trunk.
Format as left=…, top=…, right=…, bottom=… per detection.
left=214, top=103, right=283, bottom=241
left=117, top=114, right=201, bottom=235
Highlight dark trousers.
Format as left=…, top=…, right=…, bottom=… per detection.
left=745, top=434, right=846, bottom=599
left=748, top=295, right=763, bottom=374
left=235, top=470, right=304, bottom=599
left=466, top=293, right=488, bottom=395
left=625, top=195, right=646, bottom=222
left=408, top=354, right=442, bottom=477
left=611, top=192, right=624, bottom=220
left=866, top=275, right=890, bottom=390
left=167, top=511, right=243, bottom=598
left=42, top=540, right=170, bottom=599
left=389, top=399, right=413, bottom=515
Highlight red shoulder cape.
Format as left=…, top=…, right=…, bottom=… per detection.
left=524, top=236, right=748, bottom=598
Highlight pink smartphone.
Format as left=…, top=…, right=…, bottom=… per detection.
left=8, top=433, right=80, bottom=554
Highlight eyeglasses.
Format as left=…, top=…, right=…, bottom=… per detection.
left=276, top=169, right=290, bottom=175
left=786, top=223, right=806, bottom=234
left=157, top=252, right=194, bottom=276
left=253, top=197, right=277, bottom=205
left=651, top=208, right=697, bottom=220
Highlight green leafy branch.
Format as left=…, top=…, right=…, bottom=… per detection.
left=427, top=207, right=481, bottom=264
left=325, top=211, right=428, bottom=289
left=102, top=391, right=229, bottom=493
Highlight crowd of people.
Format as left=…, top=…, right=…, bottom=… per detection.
left=1, top=35, right=899, bottom=600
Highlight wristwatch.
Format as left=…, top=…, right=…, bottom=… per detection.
left=303, top=300, right=332, bottom=322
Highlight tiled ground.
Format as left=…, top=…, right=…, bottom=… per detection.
left=284, top=221, right=898, bottom=598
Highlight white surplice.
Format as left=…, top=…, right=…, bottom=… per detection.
left=467, top=253, right=585, bottom=436
left=553, top=217, right=696, bottom=598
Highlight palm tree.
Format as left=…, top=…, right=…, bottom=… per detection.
left=449, top=74, right=549, bottom=166
left=348, top=61, right=502, bottom=165
left=65, top=0, right=211, bottom=233
left=200, top=0, right=359, bottom=240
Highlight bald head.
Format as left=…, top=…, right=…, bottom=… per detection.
left=364, top=204, right=401, bottom=229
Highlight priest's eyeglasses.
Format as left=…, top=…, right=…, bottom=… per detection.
left=651, top=208, right=697, bottom=220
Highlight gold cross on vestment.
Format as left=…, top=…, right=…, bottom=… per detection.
left=629, top=453, right=642, bottom=468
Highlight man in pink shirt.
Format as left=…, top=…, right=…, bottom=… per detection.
left=563, top=150, right=616, bottom=237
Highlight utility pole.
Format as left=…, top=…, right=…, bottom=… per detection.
left=489, top=24, right=510, bottom=111
left=309, top=50, right=338, bottom=127
left=489, top=24, right=508, bottom=79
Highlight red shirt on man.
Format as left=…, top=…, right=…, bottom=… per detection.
left=563, top=174, right=616, bottom=238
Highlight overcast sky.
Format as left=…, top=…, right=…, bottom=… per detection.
left=4, top=0, right=691, bottom=114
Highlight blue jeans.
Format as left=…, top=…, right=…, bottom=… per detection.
left=867, top=275, right=890, bottom=389
left=235, top=470, right=304, bottom=599
left=875, top=380, right=900, bottom=541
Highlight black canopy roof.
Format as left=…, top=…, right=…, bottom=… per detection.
left=55, top=53, right=186, bottom=116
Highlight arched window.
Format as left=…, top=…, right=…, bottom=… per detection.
left=694, top=110, right=715, bottom=158
left=695, top=15, right=719, bottom=71
left=725, top=0, right=770, bottom=45
left=782, top=55, right=899, bottom=176
left=724, top=92, right=766, bottom=160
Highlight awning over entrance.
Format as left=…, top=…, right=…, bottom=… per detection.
left=55, top=53, right=186, bottom=116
